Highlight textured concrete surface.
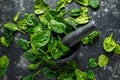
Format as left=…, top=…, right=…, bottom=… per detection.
left=0, top=0, right=120, bottom=80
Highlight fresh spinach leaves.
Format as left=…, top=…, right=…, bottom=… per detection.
left=75, top=69, right=87, bottom=80
left=34, top=0, right=49, bottom=14
left=50, top=20, right=66, bottom=33
left=0, top=68, right=6, bottom=79
left=0, top=55, right=9, bottom=79
left=42, top=67, right=56, bottom=79
left=25, top=49, right=37, bottom=62
left=29, top=62, right=41, bottom=70
left=76, top=0, right=89, bottom=6
left=0, top=0, right=101, bottom=80
left=17, top=38, right=29, bottom=50
left=87, top=70, right=96, bottom=79
left=98, top=54, right=109, bottom=67
left=114, top=44, right=120, bottom=54
left=76, top=0, right=100, bottom=8
left=103, top=33, right=120, bottom=54
left=90, top=0, right=100, bottom=8
left=103, top=33, right=117, bottom=52
left=75, top=7, right=89, bottom=24
left=88, top=58, right=98, bottom=68
left=0, top=55, right=9, bottom=69
left=0, top=28, right=13, bottom=47
left=56, top=0, right=72, bottom=11
left=65, top=17, right=78, bottom=27
left=13, top=11, right=21, bottom=22
left=81, top=30, right=100, bottom=45
left=22, top=70, right=41, bottom=80
left=70, top=8, right=80, bottom=17
left=23, top=74, right=34, bottom=80
left=31, top=30, right=50, bottom=48
left=4, top=22, right=22, bottom=32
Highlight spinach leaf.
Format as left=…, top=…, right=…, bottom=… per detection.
left=18, top=13, right=37, bottom=31
left=81, top=31, right=100, bottom=45
left=27, top=23, right=42, bottom=34
left=87, top=70, right=96, bottom=79
left=36, top=50, right=52, bottom=60
left=76, top=0, right=89, bottom=6
left=32, top=48, right=41, bottom=55
left=103, top=34, right=120, bottom=55
left=63, top=77, right=74, bottom=80
left=25, top=49, right=37, bottom=62
left=25, top=14, right=37, bottom=26
left=38, top=14, right=49, bottom=27
left=57, top=9, right=66, bottom=17
left=75, top=69, right=87, bottom=80
left=65, top=17, right=78, bottom=27
left=4, top=22, right=22, bottom=32
left=23, top=70, right=41, bottom=80
left=113, top=44, right=120, bottom=54
left=47, top=37, right=57, bottom=53
left=98, top=54, right=109, bottom=67
left=39, top=9, right=65, bottom=25
left=32, top=23, right=42, bottom=33
left=103, top=33, right=117, bottom=52
left=44, top=9, right=56, bottom=21
left=88, top=58, right=98, bottom=68
left=0, top=68, right=6, bottom=78
left=22, top=74, right=34, bottom=80
left=38, top=9, right=57, bottom=27
left=42, top=67, right=56, bottom=79
left=17, top=38, right=29, bottom=50
left=44, top=9, right=65, bottom=21
left=75, top=7, right=89, bottom=24
left=29, top=62, right=41, bottom=70
left=34, top=0, right=49, bottom=14
left=66, top=60, right=78, bottom=69
left=90, top=0, right=100, bottom=8
left=18, top=18, right=28, bottom=30
left=40, top=53, right=52, bottom=61
left=31, top=30, right=50, bottom=48
left=0, top=55, right=9, bottom=79
left=56, top=0, right=72, bottom=11
left=70, top=8, right=80, bottom=17
left=57, top=66, right=75, bottom=80
left=13, top=11, right=21, bottom=22
left=0, top=37, right=10, bottom=47
left=57, top=40, right=70, bottom=53
left=0, top=28, right=13, bottom=47
left=4, top=28, right=13, bottom=44
left=23, top=13, right=29, bottom=18
left=4, top=22, right=18, bottom=31
left=44, top=60, right=57, bottom=69
left=50, top=20, right=66, bottom=33
left=0, top=55, right=9, bottom=69
left=51, top=48, right=63, bottom=60
left=76, top=16, right=89, bottom=24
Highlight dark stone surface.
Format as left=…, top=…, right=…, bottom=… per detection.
left=0, top=0, right=120, bottom=80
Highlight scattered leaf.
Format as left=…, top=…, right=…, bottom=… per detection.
left=98, top=54, right=109, bottom=67
left=103, top=33, right=117, bottom=52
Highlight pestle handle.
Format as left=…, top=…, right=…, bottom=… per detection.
left=62, top=21, right=97, bottom=47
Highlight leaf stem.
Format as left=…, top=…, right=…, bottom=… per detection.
left=38, top=49, right=45, bottom=54
left=110, top=33, right=113, bottom=39
left=64, top=31, right=68, bottom=35
left=33, top=69, right=41, bottom=77
left=18, top=29, right=25, bottom=34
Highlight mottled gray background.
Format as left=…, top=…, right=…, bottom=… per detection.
left=0, top=0, right=120, bottom=80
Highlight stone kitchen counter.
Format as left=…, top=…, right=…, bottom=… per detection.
left=0, top=0, right=120, bottom=80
